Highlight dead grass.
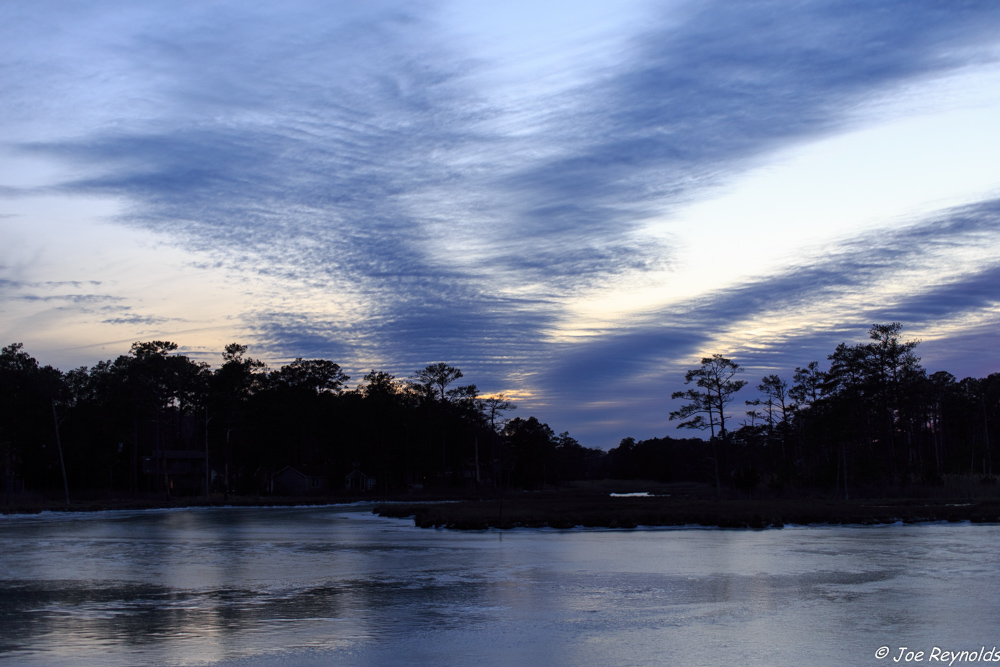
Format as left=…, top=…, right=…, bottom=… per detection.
left=375, top=488, right=1000, bottom=530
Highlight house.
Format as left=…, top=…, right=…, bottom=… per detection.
left=141, top=449, right=208, bottom=495
left=270, top=466, right=329, bottom=496
left=345, top=468, right=376, bottom=492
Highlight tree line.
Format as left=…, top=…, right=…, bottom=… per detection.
left=611, top=323, right=997, bottom=497
left=0, top=341, right=602, bottom=501
left=1, top=322, right=997, bottom=502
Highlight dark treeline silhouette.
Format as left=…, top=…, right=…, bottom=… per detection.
left=1, top=322, right=997, bottom=504
left=0, top=341, right=603, bottom=502
left=614, top=323, right=998, bottom=498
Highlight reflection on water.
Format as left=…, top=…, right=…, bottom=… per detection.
left=1, top=506, right=997, bottom=666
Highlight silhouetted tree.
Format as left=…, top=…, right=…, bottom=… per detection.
left=360, top=370, right=402, bottom=401
left=211, top=343, right=266, bottom=496
left=758, top=375, right=790, bottom=435
left=269, top=358, right=349, bottom=393
left=412, top=363, right=463, bottom=403
left=480, top=394, right=515, bottom=433
left=790, top=361, right=825, bottom=409
left=670, top=354, right=747, bottom=443
left=670, top=354, right=746, bottom=494
left=0, top=344, right=65, bottom=499
left=505, top=416, right=556, bottom=489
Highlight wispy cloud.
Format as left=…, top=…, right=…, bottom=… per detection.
left=100, top=314, right=172, bottom=327
left=0, top=279, right=100, bottom=289
left=14, top=294, right=122, bottom=305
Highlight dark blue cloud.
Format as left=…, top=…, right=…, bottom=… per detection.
left=248, top=289, right=557, bottom=388
left=491, top=0, right=1000, bottom=264
left=875, top=265, right=1000, bottom=321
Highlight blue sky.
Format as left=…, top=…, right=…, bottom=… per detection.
left=2, top=0, right=1000, bottom=447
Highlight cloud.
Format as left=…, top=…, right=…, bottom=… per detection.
left=4, top=0, right=1000, bottom=443
left=19, top=1, right=999, bottom=288
left=664, top=197, right=1000, bottom=331
left=0, top=279, right=103, bottom=290
left=535, top=197, right=1000, bottom=443
left=875, top=265, right=1000, bottom=321
left=488, top=0, right=1000, bottom=266
left=248, top=288, right=556, bottom=384
left=14, top=294, right=122, bottom=305
left=100, top=314, right=172, bottom=327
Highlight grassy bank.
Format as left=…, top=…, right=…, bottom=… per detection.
left=374, top=483, right=1000, bottom=530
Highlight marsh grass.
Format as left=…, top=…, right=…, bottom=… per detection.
left=375, top=481, right=1000, bottom=530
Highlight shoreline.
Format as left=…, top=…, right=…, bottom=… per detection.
left=374, top=494, right=1000, bottom=530
left=0, top=494, right=410, bottom=517
left=4, top=488, right=999, bottom=530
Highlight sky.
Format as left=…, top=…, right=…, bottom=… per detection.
left=2, top=0, right=1000, bottom=448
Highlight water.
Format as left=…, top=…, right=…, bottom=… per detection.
left=1, top=505, right=997, bottom=666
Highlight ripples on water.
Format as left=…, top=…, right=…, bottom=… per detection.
left=1, top=506, right=997, bottom=666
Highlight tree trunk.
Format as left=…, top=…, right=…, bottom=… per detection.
left=841, top=441, right=849, bottom=501
left=51, top=401, right=69, bottom=507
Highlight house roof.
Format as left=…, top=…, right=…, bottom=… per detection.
left=272, top=465, right=329, bottom=480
